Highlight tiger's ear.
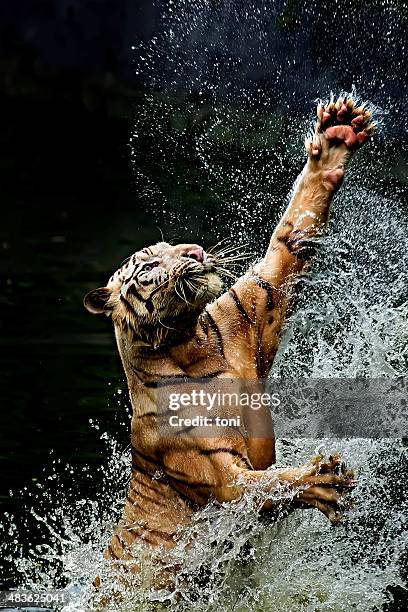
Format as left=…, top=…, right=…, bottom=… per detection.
left=83, top=287, right=113, bottom=315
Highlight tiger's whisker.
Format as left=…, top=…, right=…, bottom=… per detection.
left=156, top=315, right=177, bottom=331
left=212, top=242, right=250, bottom=256
left=207, top=237, right=232, bottom=254
left=180, top=283, right=194, bottom=306
left=155, top=226, right=165, bottom=242
left=215, top=254, right=253, bottom=263
left=216, top=268, right=239, bottom=281
left=174, top=284, right=188, bottom=305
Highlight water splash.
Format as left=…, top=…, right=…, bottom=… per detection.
left=2, top=438, right=406, bottom=610
left=2, top=1, right=408, bottom=610
left=2, top=151, right=407, bottom=611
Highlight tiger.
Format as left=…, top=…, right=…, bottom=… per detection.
left=84, top=95, right=375, bottom=579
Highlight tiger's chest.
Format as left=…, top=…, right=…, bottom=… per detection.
left=129, top=332, right=276, bottom=470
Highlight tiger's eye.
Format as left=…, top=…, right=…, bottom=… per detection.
left=143, top=261, right=159, bottom=272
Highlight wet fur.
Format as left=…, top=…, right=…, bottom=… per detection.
left=84, top=95, right=375, bottom=579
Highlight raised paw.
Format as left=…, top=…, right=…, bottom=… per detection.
left=305, top=93, right=376, bottom=191
left=316, top=93, right=376, bottom=150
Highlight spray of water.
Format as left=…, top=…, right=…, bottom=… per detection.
left=1, top=1, right=407, bottom=610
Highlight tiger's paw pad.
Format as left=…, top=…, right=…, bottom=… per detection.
left=305, top=94, right=376, bottom=190
left=316, top=94, right=376, bottom=151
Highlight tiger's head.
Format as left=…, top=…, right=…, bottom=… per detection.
left=84, top=242, right=224, bottom=347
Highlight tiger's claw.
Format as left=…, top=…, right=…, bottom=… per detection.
left=294, top=453, right=357, bottom=523
left=305, top=93, right=376, bottom=190
left=315, top=93, right=376, bottom=149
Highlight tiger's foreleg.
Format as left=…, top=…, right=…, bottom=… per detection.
left=212, top=96, right=376, bottom=468
left=252, top=95, right=376, bottom=366
left=262, top=95, right=375, bottom=285
left=171, top=450, right=357, bottom=524
left=233, top=452, right=357, bottom=524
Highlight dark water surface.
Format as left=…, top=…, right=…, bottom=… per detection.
left=0, top=88, right=224, bottom=523
left=0, top=94, right=152, bottom=512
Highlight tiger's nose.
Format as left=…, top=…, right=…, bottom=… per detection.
left=186, top=247, right=205, bottom=262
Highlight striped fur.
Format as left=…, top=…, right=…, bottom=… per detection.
left=84, top=95, right=375, bottom=584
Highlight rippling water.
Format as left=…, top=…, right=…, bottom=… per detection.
left=1, top=1, right=407, bottom=610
